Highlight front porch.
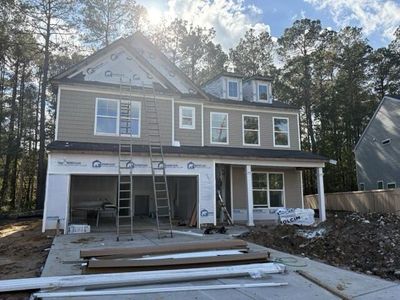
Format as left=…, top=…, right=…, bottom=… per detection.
left=216, top=161, right=327, bottom=226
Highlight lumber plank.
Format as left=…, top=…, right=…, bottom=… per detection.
left=87, top=252, right=269, bottom=269
left=80, top=239, right=248, bottom=259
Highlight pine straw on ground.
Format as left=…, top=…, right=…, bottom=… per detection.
left=0, top=218, right=54, bottom=300
left=240, top=211, right=400, bottom=281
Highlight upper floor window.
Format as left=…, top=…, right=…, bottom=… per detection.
left=359, top=183, right=365, bottom=191
left=242, top=115, right=260, bottom=146
left=120, top=100, right=140, bottom=137
left=95, top=98, right=118, bottom=135
left=227, top=80, right=239, bottom=99
left=210, top=112, right=228, bottom=144
left=387, top=182, right=396, bottom=189
left=95, top=98, right=140, bottom=137
left=273, top=117, right=289, bottom=147
left=179, top=106, right=195, bottom=129
left=258, top=84, right=268, bottom=101
left=377, top=180, right=384, bottom=189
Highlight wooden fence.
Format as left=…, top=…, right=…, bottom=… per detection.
left=304, top=189, right=400, bottom=215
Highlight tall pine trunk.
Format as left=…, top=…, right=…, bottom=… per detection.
left=10, top=62, right=26, bottom=209
left=35, top=2, right=51, bottom=210
left=0, top=60, right=19, bottom=205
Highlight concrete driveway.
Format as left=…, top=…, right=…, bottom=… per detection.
left=40, top=229, right=400, bottom=299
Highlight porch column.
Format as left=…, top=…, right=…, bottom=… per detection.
left=245, top=165, right=255, bottom=226
left=316, top=167, right=326, bottom=222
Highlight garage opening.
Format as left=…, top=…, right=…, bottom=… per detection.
left=69, top=175, right=198, bottom=231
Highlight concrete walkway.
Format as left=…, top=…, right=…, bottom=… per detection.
left=40, top=228, right=400, bottom=299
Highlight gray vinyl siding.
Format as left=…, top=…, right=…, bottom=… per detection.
left=174, top=102, right=202, bottom=146
left=57, top=89, right=172, bottom=145
left=355, top=97, right=400, bottom=190
left=204, top=107, right=299, bottom=150
left=203, top=77, right=223, bottom=98
left=232, top=166, right=247, bottom=209
left=232, top=166, right=302, bottom=209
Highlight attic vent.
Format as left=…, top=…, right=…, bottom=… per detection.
left=382, top=139, right=391, bottom=145
left=105, top=71, right=112, bottom=77
left=126, top=56, right=133, bottom=60
left=110, top=53, right=119, bottom=61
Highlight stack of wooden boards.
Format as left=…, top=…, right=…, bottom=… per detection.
left=81, top=239, right=270, bottom=273
left=0, top=239, right=289, bottom=298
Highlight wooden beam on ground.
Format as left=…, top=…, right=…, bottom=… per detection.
left=80, top=239, right=248, bottom=259
left=34, top=282, right=289, bottom=298
left=87, top=252, right=269, bottom=271
left=0, top=263, right=285, bottom=293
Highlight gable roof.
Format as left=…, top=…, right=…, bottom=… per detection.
left=53, top=33, right=208, bottom=99
left=354, top=95, right=400, bottom=151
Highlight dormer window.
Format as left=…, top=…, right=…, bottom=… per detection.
left=227, top=80, right=239, bottom=99
left=258, top=83, right=268, bottom=101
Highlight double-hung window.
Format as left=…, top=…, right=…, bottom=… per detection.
left=95, top=98, right=140, bottom=137
left=95, top=98, right=118, bottom=135
left=179, top=106, right=195, bottom=129
left=227, top=80, right=239, bottom=99
left=243, top=115, right=260, bottom=146
left=273, top=117, right=290, bottom=147
left=252, top=172, right=285, bottom=208
left=120, top=100, right=141, bottom=137
left=210, top=112, right=228, bottom=144
left=258, top=84, right=268, bottom=101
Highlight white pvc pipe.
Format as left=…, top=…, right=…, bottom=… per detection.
left=34, top=282, right=289, bottom=298
left=0, top=263, right=285, bottom=292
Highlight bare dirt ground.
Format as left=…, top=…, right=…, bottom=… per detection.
left=0, top=217, right=54, bottom=300
left=241, top=211, right=400, bottom=281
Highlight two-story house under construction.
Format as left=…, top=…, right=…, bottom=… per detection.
left=42, top=33, right=328, bottom=233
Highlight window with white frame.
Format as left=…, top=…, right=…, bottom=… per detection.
left=119, top=100, right=140, bottom=137
left=387, top=182, right=396, bottom=189
left=252, top=172, right=285, bottom=208
left=179, top=106, right=195, bottom=129
left=227, top=80, right=239, bottom=99
left=95, top=98, right=118, bottom=134
left=243, top=115, right=260, bottom=145
left=258, top=84, right=268, bottom=101
left=95, top=98, right=141, bottom=136
left=377, top=180, right=384, bottom=189
left=210, top=112, right=228, bottom=144
left=273, top=117, right=289, bottom=147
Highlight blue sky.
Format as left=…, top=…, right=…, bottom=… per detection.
left=140, top=0, right=400, bottom=50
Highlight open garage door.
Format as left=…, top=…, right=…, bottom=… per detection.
left=69, top=175, right=198, bottom=231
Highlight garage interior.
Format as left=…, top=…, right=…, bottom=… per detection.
left=69, top=175, right=198, bottom=231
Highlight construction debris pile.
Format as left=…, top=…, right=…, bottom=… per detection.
left=241, top=211, right=400, bottom=280
left=0, top=239, right=288, bottom=298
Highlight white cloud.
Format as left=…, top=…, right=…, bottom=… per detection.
left=305, top=0, right=400, bottom=41
left=163, top=0, right=270, bottom=50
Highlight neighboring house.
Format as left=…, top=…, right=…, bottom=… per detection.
left=42, top=32, right=328, bottom=232
left=355, top=95, right=400, bottom=191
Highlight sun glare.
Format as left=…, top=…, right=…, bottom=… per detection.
left=147, top=6, right=163, bottom=26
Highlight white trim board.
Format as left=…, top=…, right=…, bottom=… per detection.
left=58, top=84, right=174, bottom=101
left=203, top=104, right=299, bottom=115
